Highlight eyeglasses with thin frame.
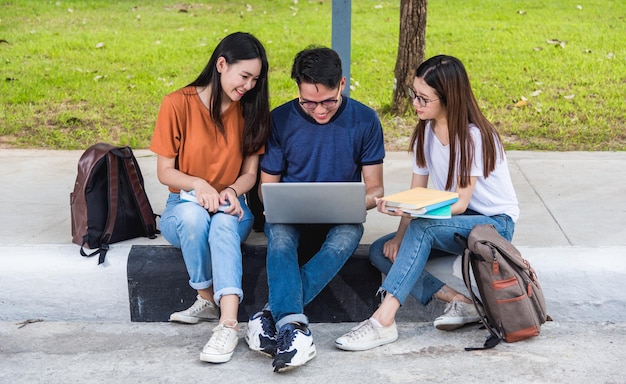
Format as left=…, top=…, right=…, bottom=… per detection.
left=408, top=87, right=439, bottom=108
left=299, top=88, right=342, bottom=111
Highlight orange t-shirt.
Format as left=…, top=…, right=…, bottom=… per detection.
left=150, top=86, right=250, bottom=193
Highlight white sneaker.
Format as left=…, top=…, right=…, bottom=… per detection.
left=334, top=318, right=398, bottom=351
left=200, top=322, right=239, bottom=363
left=434, top=300, right=480, bottom=331
left=272, top=323, right=317, bottom=372
left=245, top=310, right=277, bottom=356
left=169, top=295, right=218, bottom=324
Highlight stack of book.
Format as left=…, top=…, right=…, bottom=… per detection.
left=382, top=187, right=459, bottom=219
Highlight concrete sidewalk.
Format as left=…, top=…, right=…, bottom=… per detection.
left=1, top=149, right=626, bottom=383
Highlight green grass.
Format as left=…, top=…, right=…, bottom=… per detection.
left=1, top=0, right=625, bottom=151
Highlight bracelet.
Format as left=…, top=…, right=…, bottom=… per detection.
left=226, top=186, right=238, bottom=197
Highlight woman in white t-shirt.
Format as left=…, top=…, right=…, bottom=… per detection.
left=336, top=55, right=519, bottom=351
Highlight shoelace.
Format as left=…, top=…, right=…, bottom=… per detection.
left=208, top=323, right=235, bottom=350
left=275, top=325, right=296, bottom=351
left=345, top=320, right=374, bottom=341
left=260, top=312, right=277, bottom=338
left=443, top=301, right=462, bottom=317
left=188, top=300, right=209, bottom=315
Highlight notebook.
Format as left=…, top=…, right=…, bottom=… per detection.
left=261, top=182, right=367, bottom=224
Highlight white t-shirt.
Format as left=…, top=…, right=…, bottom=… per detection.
left=412, top=122, right=520, bottom=222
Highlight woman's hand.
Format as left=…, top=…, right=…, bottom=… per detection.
left=376, top=198, right=414, bottom=218
left=191, top=180, right=221, bottom=211
left=219, top=187, right=244, bottom=220
left=382, top=236, right=403, bottom=263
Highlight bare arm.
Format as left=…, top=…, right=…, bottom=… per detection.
left=156, top=154, right=260, bottom=218
left=156, top=155, right=212, bottom=196
left=376, top=173, right=427, bottom=262
left=362, top=163, right=384, bottom=210
left=451, top=176, right=477, bottom=215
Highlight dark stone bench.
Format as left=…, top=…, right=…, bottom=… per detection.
left=127, top=243, right=382, bottom=323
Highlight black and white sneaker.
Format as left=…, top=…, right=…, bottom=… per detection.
left=245, top=310, right=278, bottom=357
left=272, top=323, right=317, bottom=373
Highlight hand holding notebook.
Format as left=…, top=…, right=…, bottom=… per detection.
left=382, top=187, right=459, bottom=218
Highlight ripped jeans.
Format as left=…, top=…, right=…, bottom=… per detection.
left=373, top=212, right=514, bottom=306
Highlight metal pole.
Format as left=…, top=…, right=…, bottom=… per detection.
left=332, top=0, right=351, bottom=97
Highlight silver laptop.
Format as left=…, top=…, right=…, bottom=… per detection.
left=261, top=182, right=367, bottom=224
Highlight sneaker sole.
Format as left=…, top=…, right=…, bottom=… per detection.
left=334, top=333, right=398, bottom=351
left=273, top=344, right=317, bottom=373
left=434, top=318, right=480, bottom=331
left=244, top=333, right=276, bottom=357
left=199, top=350, right=234, bottom=363
left=169, top=315, right=217, bottom=324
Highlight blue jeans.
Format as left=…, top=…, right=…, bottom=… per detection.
left=160, top=193, right=253, bottom=305
left=370, top=234, right=452, bottom=306
left=376, top=212, right=515, bottom=306
left=265, top=223, right=364, bottom=329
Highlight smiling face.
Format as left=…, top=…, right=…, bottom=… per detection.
left=217, top=57, right=262, bottom=103
left=297, top=79, right=345, bottom=124
left=412, top=76, right=446, bottom=123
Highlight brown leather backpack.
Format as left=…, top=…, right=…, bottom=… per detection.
left=460, top=224, right=549, bottom=350
left=70, top=143, right=158, bottom=264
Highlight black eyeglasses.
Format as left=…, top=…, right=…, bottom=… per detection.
left=299, top=88, right=342, bottom=111
left=408, top=87, right=439, bottom=108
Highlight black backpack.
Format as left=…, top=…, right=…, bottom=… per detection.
left=70, top=143, right=158, bottom=264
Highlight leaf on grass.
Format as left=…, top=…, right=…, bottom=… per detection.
left=517, top=10, right=526, bottom=15
left=563, top=94, right=575, bottom=99
left=94, top=75, right=104, bottom=81
left=531, top=90, right=542, bottom=97
left=95, top=42, right=105, bottom=49
left=514, top=97, right=528, bottom=107
left=607, top=52, right=615, bottom=59
left=576, top=5, right=583, bottom=10
left=546, top=38, right=566, bottom=48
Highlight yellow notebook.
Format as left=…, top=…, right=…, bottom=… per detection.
left=383, top=187, right=459, bottom=213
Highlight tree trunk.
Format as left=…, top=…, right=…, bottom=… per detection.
left=391, top=0, right=428, bottom=115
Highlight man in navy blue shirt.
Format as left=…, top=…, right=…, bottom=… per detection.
left=245, top=47, right=385, bottom=372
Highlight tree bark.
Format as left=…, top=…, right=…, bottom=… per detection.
left=391, top=0, right=428, bottom=115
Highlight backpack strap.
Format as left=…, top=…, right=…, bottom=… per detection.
left=461, top=246, right=502, bottom=350
left=79, top=152, right=119, bottom=264
left=117, top=147, right=158, bottom=238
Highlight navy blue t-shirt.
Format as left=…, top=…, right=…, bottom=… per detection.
left=260, top=97, right=385, bottom=182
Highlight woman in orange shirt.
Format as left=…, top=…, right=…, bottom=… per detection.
left=150, top=32, right=270, bottom=363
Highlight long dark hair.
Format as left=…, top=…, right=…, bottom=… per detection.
left=409, top=55, right=503, bottom=190
left=188, top=32, right=270, bottom=156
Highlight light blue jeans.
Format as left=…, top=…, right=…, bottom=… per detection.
left=264, top=223, right=364, bottom=329
left=370, top=234, right=453, bottom=306
left=160, top=193, right=253, bottom=305
left=375, top=211, right=514, bottom=306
